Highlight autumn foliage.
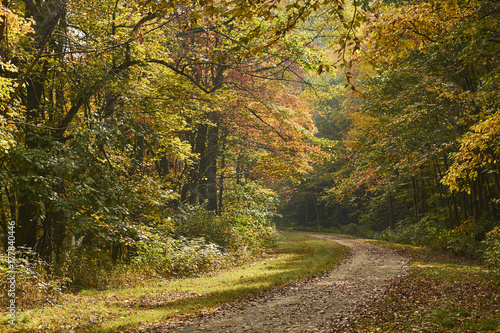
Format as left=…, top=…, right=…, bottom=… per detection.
left=279, top=0, right=500, bottom=267
left=0, top=0, right=323, bottom=299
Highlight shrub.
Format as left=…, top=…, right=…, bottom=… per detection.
left=58, top=247, right=116, bottom=290
left=0, top=248, right=63, bottom=309
left=380, top=217, right=484, bottom=257
left=339, top=223, right=375, bottom=238
left=483, top=226, right=500, bottom=271
left=133, top=236, right=229, bottom=278
left=56, top=244, right=157, bottom=291
left=173, top=182, right=278, bottom=252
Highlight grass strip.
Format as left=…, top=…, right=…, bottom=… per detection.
left=290, top=232, right=499, bottom=332
left=353, top=240, right=500, bottom=332
left=1, top=232, right=347, bottom=332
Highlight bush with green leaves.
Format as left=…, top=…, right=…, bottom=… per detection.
left=57, top=246, right=118, bottom=291
left=133, top=236, right=229, bottom=278
left=0, top=180, right=280, bottom=293
left=173, top=181, right=278, bottom=252
left=338, top=223, right=375, bottom=238
left=380, top=217, right=485, bottom=257
left=483, top=226, right=500, bottom=271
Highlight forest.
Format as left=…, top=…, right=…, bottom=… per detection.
left=0, top=0, right=499, bottom=312
left=279, top=0, right=500, bottom=264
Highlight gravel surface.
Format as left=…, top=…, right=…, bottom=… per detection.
left=155, top=234, right=409, bottom=333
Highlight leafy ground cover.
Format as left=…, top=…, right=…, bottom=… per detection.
left=352, top=241, right=500, bottom=332
left=0, top=232, right=347, bottom=332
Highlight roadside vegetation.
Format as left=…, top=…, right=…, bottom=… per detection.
left=357, top=241, right=500, bottom=332
left=0, top=182, right=279, bottom=306
left=1, top=0, right=328, bottom=322
left=1, top=0, right=499, bottom=331
left=0, top=232, right=347, bottom=332
left=272, top=231, right=499, bottom=332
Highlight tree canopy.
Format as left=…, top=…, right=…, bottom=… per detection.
left=277, top=0, right=500, bottom=261
left=1, top=0, right=499, bottom=294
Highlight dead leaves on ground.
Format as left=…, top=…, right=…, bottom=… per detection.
left=349, top=248, right=500, bottom=332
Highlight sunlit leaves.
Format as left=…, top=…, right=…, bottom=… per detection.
left=319, top=0, right=500, bottom=239
left=362, top=0, right=480, bottom=68
left=223, top=78, right=322, bottom=183
left=0, top=5, right=34, bottom=111
left=442, top=112, right=500, bottom=193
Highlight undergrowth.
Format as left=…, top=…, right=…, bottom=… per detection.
left=0, top=232, right=347, bottom=332
left=293, top=217, right=500, bottom=273
left=1, top=182, right=279, bottom=310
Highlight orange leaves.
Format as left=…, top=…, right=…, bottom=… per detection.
left=223, top=75, right=321, bottom=182
left=131, top=29, right=144, bottom=45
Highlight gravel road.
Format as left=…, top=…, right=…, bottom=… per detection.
left=159, top=234, right=409, bottom=333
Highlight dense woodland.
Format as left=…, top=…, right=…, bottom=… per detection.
left=279, top=0, right=500, bottom=264
left=0, top=0, right=499, bottom=297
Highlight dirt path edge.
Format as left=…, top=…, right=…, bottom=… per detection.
left=155, top=233, right=409, bottom=333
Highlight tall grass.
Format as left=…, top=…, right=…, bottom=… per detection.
left=0, top=232, right=347, bottom=332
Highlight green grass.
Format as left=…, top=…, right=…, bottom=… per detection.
left=0, top=232, right=347, bottom=332
left=353, top=240, right=500, bottom=333
left=288, top=231, right=500, bottom=332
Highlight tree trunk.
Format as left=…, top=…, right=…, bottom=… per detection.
left=419, top=175, right=428, bottom=215
left=236, top=154, right=242, bottom=185
left=485, top=180, right=498, bottom=219
left=470, top=180, right=479, bottom=220
left=0, top=0, right=8, bottom=52
left=388, top=194, right=395, bottom=230
left=184, top=123, right=207, bottom=204
left=205, top=120, right=219, bottom=212
left=411, top=176, right=420, bottom=223
left=305, top=202, right=309, bottom=226
left=433, top=158, right=454, bottom=228
left=111, top=243, right=122, bottom=264
left=313, top=196, right=321, bottom=229
left=40, top=181, right=66, bottom=262
left=17, top=192, right=38, bottom=249
left=218, top=134, right=227, bottom=215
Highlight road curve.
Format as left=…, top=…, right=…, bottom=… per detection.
left=163, top=234, right=409, bottom=333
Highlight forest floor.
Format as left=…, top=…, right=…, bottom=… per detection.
left=154, top=234, right=410, bottom=332
left=3, top=233, right=498, bottom=332
left=0, top=232, right=347, bottom=332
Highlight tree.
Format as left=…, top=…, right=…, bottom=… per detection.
left=318, top=0, right=500, bottom=250
left=0, top=0, right=334, bottom=261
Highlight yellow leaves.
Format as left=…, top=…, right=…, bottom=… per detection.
left=0, top=7, right=33, bottom=106
left=317, top=64, right=331, bottom=75
left=451, top=219, right=477, bottom=236
left=362, top=0, right=481, bottom=68
left=157, top=137, right=194, bottom=161
left=0, top=60, right=18, bottom=73
left=0, top=77, right=15, bottom=107
left=442, top=111, right=500, bottom=192
left=0, top=6, right=34, bottom=38
left=0, top=116, right=15, bottom=153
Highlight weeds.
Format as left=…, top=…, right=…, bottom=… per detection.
left=0, top=232, right=347, bottom=332
left=0, top=248, right=65, bottom=310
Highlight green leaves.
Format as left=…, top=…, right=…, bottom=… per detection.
left=297, top=0, right=500, bottom=249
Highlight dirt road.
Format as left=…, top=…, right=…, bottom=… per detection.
left=164, top=234, right=409, bottom=333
